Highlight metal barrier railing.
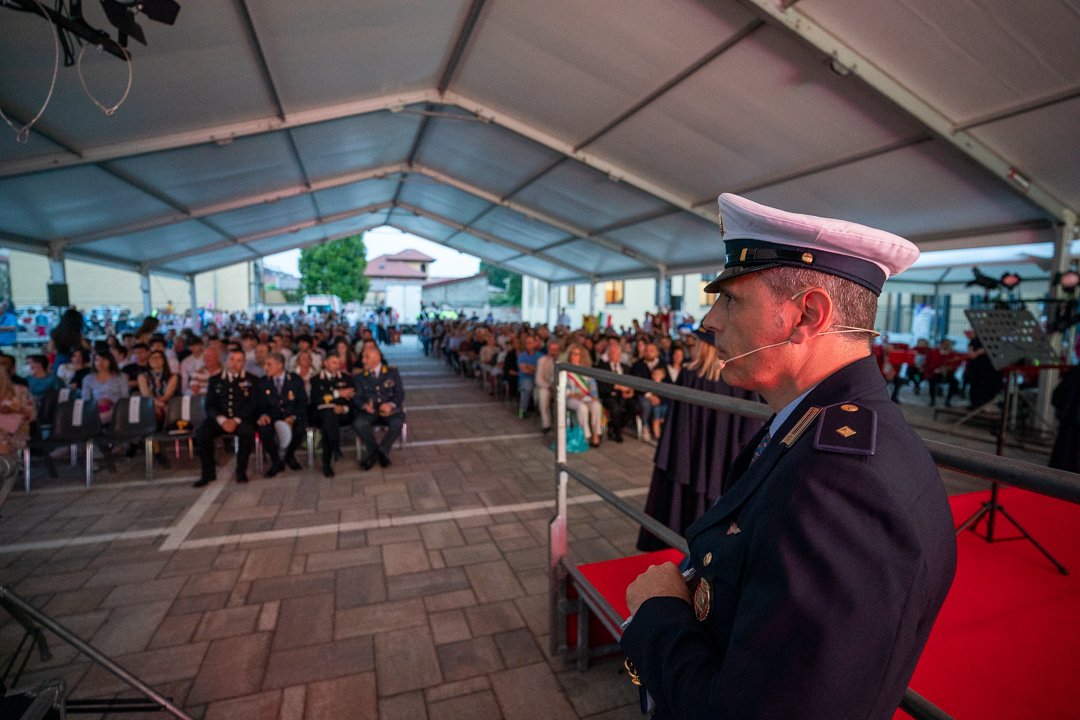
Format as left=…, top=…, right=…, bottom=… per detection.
left=549, top=361, right=1080, bottom=720
left=0, top=585, right=195, bottom=719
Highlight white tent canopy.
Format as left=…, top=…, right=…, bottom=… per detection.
left=1, top=0, right=1077, bottom=286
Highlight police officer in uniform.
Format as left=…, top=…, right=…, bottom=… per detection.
left=255, top=351, right=308, bottom=476
left=352, top=343, right=405, bottom=470
left=194, top=348, right=257, bottom=487
left=310, top=353, right=355, bottom=477
left=621, top=194, right=957, bottom=719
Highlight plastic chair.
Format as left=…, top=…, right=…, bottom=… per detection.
left=23, top=399, right=101, bottom=491
left=152, top=395, right=206, bottom=460
left=98, top=396, right=157, bottom=478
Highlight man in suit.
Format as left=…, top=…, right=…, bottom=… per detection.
left=255, top=352, right=308, bottom=476
left=622, top=193, right=957, bottom=719
left=310, top=353, right=355, bottom=477
left=194, top=348, right=257, bottom=487
left=630, top=341, right=667, bottom=439
left=352, top=343, right=406, bottom=470
left=594, top=341, right=636, bottom=442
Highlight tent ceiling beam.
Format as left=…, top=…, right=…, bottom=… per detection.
left=954, top=84, right=1080, bottom=132
left=573, top=18, right=764, bottom=152
left=702, top=133, right=934, bottom=204
left=395, top=201, right=586, bottom=277
left=910, top=219, right=1056, bottom=252
left=148, top=201, right=394, bottom=267
left=743, top=0, right=1075, bottom=224
left=175, top=224, right=382, bottom=278
left=410, top=164, right=667, bottom=269
left=391, top=223, right=587, bottom=285
left=444, top=91, right=716, bottom=225
left=0, top=89, right=440, bottom=178
left=438, top=0, right=487, bottom=94
left=59, top=164, right=410, bottom=248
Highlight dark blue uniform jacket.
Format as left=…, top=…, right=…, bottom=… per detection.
left=621, top=356, right=957, bottom=719
left=353, top=365, right=405, bottom=414
left=256, top=372, right=308, bottom=422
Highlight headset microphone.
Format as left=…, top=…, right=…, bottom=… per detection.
left=715, top=327, right=879, bottom=371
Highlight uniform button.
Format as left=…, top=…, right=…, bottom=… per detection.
left=703, top=552, right=713, bottom=567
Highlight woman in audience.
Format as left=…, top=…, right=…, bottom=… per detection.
left=57, top=347, right=92, bottom=392
left=81, top=352, right=128, bottom=425
left=0, top=368, right=35, bottom=456
left=138, top=349, right=178, bottom=467
left=666, top=343, right=686, bottom=384
left=333, top=337, right=356, bottom=374
left=50, top=308, right=87, bottom=375
left=293, top=349, right=317, bottom=398
left=564, top=343, right=604, bottom=448
left=637, top=330, right=764, bottom=551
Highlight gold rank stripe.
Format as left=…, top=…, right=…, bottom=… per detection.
left=781, top=406, right=821, bottom=448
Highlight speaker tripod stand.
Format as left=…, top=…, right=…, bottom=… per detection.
left=954, top=369, right=1068, bottom=575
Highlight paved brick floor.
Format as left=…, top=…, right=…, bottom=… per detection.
left=0, top=338, right=1038, bottom=718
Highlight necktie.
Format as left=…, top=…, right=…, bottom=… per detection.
left=750, top=431, right=772, bottom=465
left=275, top=376, right=283, bottom=394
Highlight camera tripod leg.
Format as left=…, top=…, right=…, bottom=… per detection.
left=994, top=504, right=1069, bottom=576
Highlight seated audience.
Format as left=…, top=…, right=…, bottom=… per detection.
left=194, top=349, right=257, bottom=487
left=255, top=352, right=308, bottom=476
left=352, top=344, right=405, bottom=470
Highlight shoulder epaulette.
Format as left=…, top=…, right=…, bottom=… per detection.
left=813, top=402, right=876, bottom=456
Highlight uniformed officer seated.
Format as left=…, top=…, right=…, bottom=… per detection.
left=310, top=353, right=355, bottom=477
left=194, top=348, right=257, bottom=487
left=352, top=343, right=405, bottom=470
left=255, top=351, right=308, bottom=477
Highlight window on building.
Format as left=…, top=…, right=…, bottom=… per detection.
left=699, top=279, right=717, bottom=308
left=604, top=281, right=624, bottom=305
left=566, top=285, right=576, bottom=305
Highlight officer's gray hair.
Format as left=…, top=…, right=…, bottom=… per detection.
left=267, top=352, right=286, bottom=366
left=759, top=267, right=877, bottom=349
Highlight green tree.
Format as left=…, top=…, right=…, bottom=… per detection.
left=480, top=261, right=522, bottom=307
left=299, top=234, right=369, bottom=302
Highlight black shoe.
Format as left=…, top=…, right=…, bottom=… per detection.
left=377, top=450, right=391, bottom=468
left=613, top=434, right=624, bottom=443
left=265, top=462, right=284, bottom=478
left=193, top=477, right=214, bottom=488
left=124, top=444, right=138, bottom=458
left=322, top=463, right=334, bottom=478
left=284, top=454, right=301, bottom=471
left=360, top=454, right=377, bottom=471
left=542, top=427, right=551, bottom=435
left=154, top=452, right=169, bottom=468
left=236, top=474, right=248, bottom=484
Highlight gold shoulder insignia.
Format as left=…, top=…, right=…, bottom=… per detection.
left=813, top=402, right=877, bottom=456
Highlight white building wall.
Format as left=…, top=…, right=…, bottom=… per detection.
left=523, top=273, right=720, bottom=330
left=3, top=248, right=250, bottom=313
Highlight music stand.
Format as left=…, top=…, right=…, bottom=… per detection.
left=955, top=309, right=1067, bottom=575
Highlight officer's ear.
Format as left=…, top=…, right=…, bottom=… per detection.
left=787, top=287, right=833, bottom=345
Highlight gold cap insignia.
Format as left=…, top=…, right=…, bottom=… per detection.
left=801, top=252, right=814, bottom=264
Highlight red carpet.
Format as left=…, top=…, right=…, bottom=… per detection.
left=897, top=488, right=1080, bottom=719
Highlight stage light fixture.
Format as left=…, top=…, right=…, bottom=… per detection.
left=1055, top=269, right=1080, bottom=293
left=101, top=0, right=145, bottom=46
left=100, top=0, right=180, bottom=46
left=141, top=0, right=180, bottom=24
left=1000, top=272, right=1022, bottom=290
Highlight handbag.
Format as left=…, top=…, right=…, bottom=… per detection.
left=0, top=413, right=23, bottom=434
left=551, top=424, right=589, bottom=454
